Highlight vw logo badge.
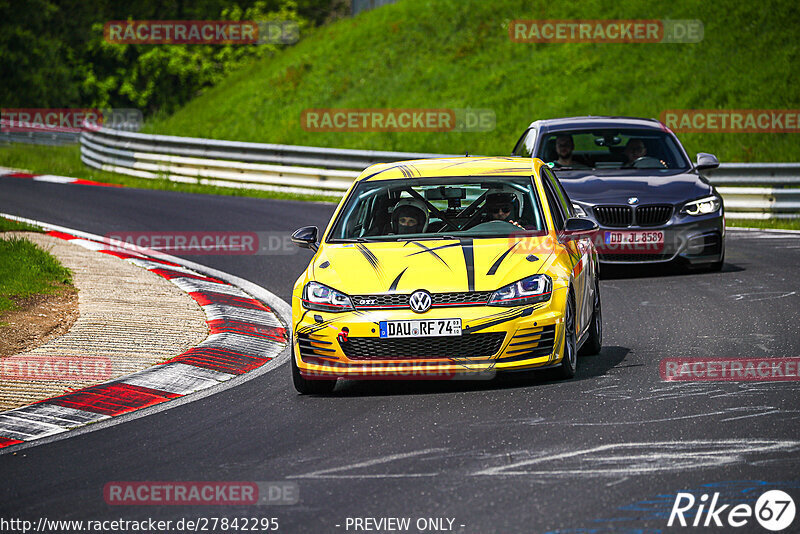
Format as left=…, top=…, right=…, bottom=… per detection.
left=628, top=197, right=639, bottom=205
left=409, top=290, right=432, bottom=313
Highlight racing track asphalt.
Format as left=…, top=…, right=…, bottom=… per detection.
left=1, top=178, right=799, bottom=533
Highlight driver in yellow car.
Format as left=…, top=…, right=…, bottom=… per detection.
left=485, top=192, right=526, bottom=230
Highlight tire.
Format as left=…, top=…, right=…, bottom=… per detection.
left=291, top=346, right=337, bottom=394
left=708, top=247, right=725, bottom=272
left=579, top=278, right=602, bottom=356
left=557, top=291, right=578, bottom=380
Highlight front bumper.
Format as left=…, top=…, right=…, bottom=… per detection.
left=291, top=295, right=568, bottom=379
left=592, top=212, right=724, bottom=265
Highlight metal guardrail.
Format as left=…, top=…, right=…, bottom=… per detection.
left=0, top=130, right=80, bottom=146
left=0, top=119, right=140, bottom=147
left=77, top=126, right=799, bottom=217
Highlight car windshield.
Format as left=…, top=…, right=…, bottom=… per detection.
left=532, top=128, right=691, bottom=171
left=327, top=176, right=547, bottom=241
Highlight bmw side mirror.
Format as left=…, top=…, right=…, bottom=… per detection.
left=291, top=226, right=318, bottom=251
left=695, top=152, right=719, bottom=171
left=562, top=217, right=598, bottom=241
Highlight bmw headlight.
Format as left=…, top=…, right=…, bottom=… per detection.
left=682, top=195, right=721, bottom=216
left=488, top=275, right=552, bottom=307
left=572, top=202, right=588, bottom=218
left=302, top=282, right=353, bottom=312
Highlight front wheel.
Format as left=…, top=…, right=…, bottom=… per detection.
left=291, top=346, right=337, bottom=394
left=708, top=246, right=725, bottom=272
left=579, top=278, right=602, bottom=356
left=557, top=292, right=577, bottom=380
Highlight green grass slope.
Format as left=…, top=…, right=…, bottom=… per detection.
left=146, top=0, right=800, bottom=162
left=0, top=234, right=72, bottom=316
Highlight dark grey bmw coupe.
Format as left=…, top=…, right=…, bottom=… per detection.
left=512, top=116, right=724, bottom=270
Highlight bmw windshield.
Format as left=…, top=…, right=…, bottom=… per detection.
left=519, top=128, right=692, bottom=172
left=327, top=177, right=548, bottom=242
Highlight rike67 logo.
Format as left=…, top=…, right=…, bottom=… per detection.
left=669, top=489, right=796, bottom=531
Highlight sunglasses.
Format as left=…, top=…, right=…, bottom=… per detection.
left=490, top=205, right=512, bottom=214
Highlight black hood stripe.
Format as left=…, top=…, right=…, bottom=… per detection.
left=355, top=243, right=382, bottom=275
left=487, top=242, right=520, bottom=276
left=406, top=241, right=452, bottom=269
left=421, top=242, right=462, bottom=253
left=460, top=238, right=475, bottom=291
left=388, top=267, right=408, bottom=292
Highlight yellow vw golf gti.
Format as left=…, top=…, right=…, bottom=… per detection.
left=290, top=157, right=602, bottom=394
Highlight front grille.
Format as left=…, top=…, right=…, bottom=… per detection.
left=594, top=206, right=633, bottom=227
left=636, top=205, right=673, bottom=226
left=341, top=332, right=506, bottom=360
left=352, top=291, right=494, bottom=310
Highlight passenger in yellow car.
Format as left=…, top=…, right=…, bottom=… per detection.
left=391, top=198, right=429, bottom=234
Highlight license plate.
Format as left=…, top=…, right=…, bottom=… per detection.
left=604, top=231, right=664, bottom=245
left=379, top=319, right=461, bottom=338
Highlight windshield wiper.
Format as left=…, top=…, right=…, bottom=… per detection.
left=394, top=235, right=460, bottom=241
left=331, top=238, right=370, bottom=243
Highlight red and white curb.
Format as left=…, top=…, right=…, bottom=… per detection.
left=0, top=168, right=121, bottom=187
left=0, top=215, right=290, bottom=452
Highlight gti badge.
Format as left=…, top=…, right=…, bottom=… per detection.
left=409, top=290, right=432, bottom=313
left=628, top=197, right=639, bottom=205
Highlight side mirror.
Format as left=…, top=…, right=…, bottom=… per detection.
left=695, top=152, right=719, bottom=171
left=291, top=226, right=318, bottom=251
left=562, top=217, right=598, bottom=241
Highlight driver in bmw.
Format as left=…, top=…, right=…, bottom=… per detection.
left=623, top=138, right=647, bottom=166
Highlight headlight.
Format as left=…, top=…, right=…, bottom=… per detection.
left=488, top=275, right=552, bottom=307
left=572, top=203, right=588, bottom=218
left=302, top=282, right=353, bottom=312
left=682, top=195, right=721, bottom=216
